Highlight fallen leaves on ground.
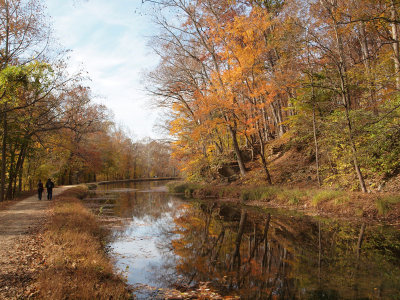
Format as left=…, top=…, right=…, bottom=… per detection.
left=133, top=282, right=240, bottom=299
left=0, top=218, right=48, bottom=299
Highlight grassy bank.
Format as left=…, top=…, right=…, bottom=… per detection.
left=37, top=186, right=130, bottom=299
left=167, top=181, right=400, bottom=221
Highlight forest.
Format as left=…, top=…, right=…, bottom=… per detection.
left=2, top=1, right=400, bottom=299
left=147, top=0, right=400, bottom=193
left=0, top=0, right=177, bottom=202
left=2, top=0, right=400, bottom=202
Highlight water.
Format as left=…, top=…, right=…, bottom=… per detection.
left=84, top=181, right=400, bottom=299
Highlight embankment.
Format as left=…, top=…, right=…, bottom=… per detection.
left=167, top=182, right=400, bottom=223
left=36, top=186, right=130, bottom=299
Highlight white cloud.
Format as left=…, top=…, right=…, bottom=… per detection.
left=46, top=0, right=161, bottom=139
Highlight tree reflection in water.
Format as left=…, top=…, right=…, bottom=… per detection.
left=86, top=183, right=400, bottom=299
left=154, top=202, right=400, bottom=299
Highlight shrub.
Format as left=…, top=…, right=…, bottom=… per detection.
left=86, top=183, right=98, bottom=190
left=166, top=181, right=200, bottom=197
left=376, top=195, right=400, bottom=215
left=240, top=186, right=279, bottom=201
left=278, top=189, right=307, bottom=205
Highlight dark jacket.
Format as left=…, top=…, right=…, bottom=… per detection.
left=45, top=181, right=54, bottom=190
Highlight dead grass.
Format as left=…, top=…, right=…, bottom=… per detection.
left=37, top=186, right=130, bottom=299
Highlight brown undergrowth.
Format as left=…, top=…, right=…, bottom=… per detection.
left=36, top=186, right=130, bottom=299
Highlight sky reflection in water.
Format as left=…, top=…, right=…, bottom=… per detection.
left=85, top=182, right=400, bottom=299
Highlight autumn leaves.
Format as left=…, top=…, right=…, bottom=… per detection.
left=148, top=0, right=400, bottom=190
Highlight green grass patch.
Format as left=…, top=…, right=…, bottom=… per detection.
left=240, top=186, right=279, bottom=201
left=333, top=195, right=350, bottom=205
left=311, top=190, right=345, bottom=206
left=376, top=195, right=400, bottom=215
left=240, top=186, right=308, bottom=205
left=277, top=189, right=308, bottom=205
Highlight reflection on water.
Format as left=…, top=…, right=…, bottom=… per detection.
left=84, top=182, right=400, bottom=299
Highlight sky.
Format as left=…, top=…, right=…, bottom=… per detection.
left=45, top=0, right=161, bottom=140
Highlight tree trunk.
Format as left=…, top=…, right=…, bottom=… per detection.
left=345, top=107, right=367, bottom=193
left=391, top=0, right=400, bottom=89
left=359, top=21, right=378, bottom=114
left=318, top=221, right=322, bottom=283
left=312, top=106, right=321, bottom=186
left=6, top=147, right=16, bottom=200
left=257, top=130, right=272, bottom=184
left=356, top=223, right=366, bottom=259
left=1, top=111, right=7, bottom=202
left=68, top=169, right=73, bottom=185
left=228, top=125, right=246, bottom=177
left=331, top=10, right=367, bottom=192
left=311, top=82, right=321, bottom=187
left=261, top=106, right=270, bottom=141
left=230, top=209, right=247, bottom=270
left=270, top=100, right=285, bottom=137
left=1, top=2, right=9, bottom=201
left=262, top=213, right=271, bottom=270
left=7, top=141, right=26, bottom=199
left=16, top=153, right=25, bottom=196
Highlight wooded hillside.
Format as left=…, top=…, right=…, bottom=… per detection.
left=147, top=0, right=400, bottom=192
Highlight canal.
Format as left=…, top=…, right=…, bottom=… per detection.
left=83, top=181, right=400, bottom=299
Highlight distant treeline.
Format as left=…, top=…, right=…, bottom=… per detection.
left=0, top=1, right=176, bottom=201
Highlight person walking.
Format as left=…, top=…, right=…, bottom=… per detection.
left=46, top=178, right=55, bottom=200
left=37, top=180, right=44, bottom=200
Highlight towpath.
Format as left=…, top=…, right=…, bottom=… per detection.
left=0, top=186, right=74, bottom=299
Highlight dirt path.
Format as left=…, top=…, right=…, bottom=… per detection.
left=0, top=186, right=74, bottom=299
